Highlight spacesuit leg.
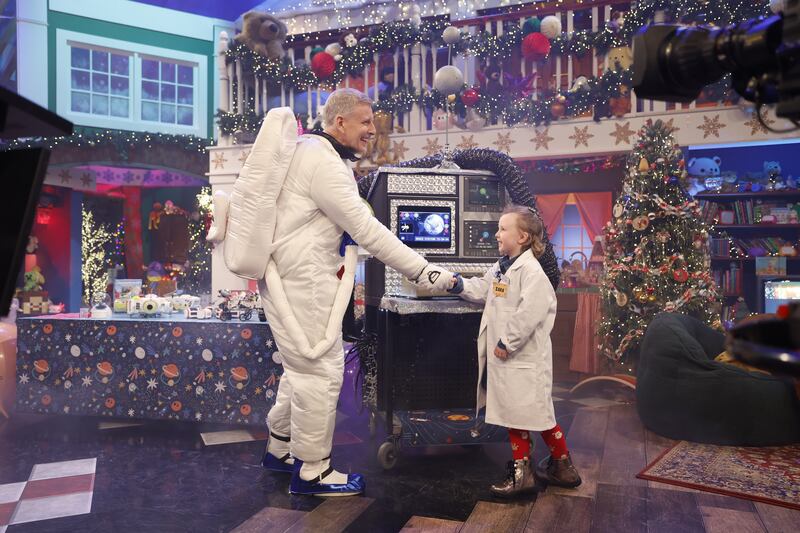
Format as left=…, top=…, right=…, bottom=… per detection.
left=262, top=370, right=294, bottom=472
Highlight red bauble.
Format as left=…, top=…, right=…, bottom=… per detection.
left=461, top=88, right=480, bottom=107
left=521, top=32, right=551, bottom=61
left=311, top=52, right=336, bottom=80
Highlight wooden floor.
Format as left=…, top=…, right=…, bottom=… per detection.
left=399, top=403, right=800, bottom=533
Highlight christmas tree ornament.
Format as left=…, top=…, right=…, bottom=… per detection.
left=673, top=268, right=689, bottom=282
left=550, top=95, right=566, bottom=119
left=613, top=203, right=624, bottom=218
left=615, top=291, right=628, bottom=307
left=656, top=231, right=670, bottom=243
left=461, top=87, right=480, bottom=107
left=638, top=157, right=650, bottom=172
left=433, top=65, right=464, bottom=95
left=442, top=25, right=461, bottom=45
left=632, top=216, right=650, bottom=230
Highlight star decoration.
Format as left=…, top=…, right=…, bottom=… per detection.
left=196, top=337, right=203, bottom=345
left=265, top=339, right=273, bottom=348
left=128, top=409, right=135, bottom=417
left=214, top=381, right=227, bottom=393
left=457, top=135, right=478, bottom=150
left=65, top=334, right=71, bottom=341
left=81, top=376, right=93, bottom=387
left=743, top=111, right=773, bottom=136
left=212, top=152, right=228, bottom=169
left=422, top=137, right=442, bottom=156
left=81, top=173, right=93, bottom=187
left=531, top=127, right=554, bottom=150
left=697, top=114, right=726, bottom=138
left=663, top=118, right=680, bottom=133
left=238, top=150, right=250, bottom=164
left=493, top=132, right=515, bottom=153
left=609, top=121, right=635, bottom=146
left=392, top=140, right=409, bottom=161
left=569, top=125, right=594, bottom=148
left=59, top=169, right=72, bottom=184
left=19, top=373, right=29, bottom=384
left=195, top=412, right=203, bottom=421
left=147, top=378, right=157, bottom=390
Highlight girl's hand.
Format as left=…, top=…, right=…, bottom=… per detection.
left=494, top=346, right=508, bottom=360
left=450, top=275, right=458, bottom=289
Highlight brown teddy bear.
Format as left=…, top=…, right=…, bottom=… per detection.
left=235, top=11, right=287, bottom=60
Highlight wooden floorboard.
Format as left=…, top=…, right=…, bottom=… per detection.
left=642, top=429, right=700, bottom=494
left=695, top=492, right=756, bottom=513
left=230, top=506, right=306, bottom=533
left=400, top=515, right=463, bottom=532
left=699, top=506, right=767, bottom=533
left=597, top=404, right=647, bottom=488
left=523, top=493, right=593, bottom=532
left=646, top=486, right=705, bottom=533
left=284, top=497, right=374, bottom=533
left=563, top=407, right=610, bottom=453
left=753, top=502, right=800, bottom=533
left=460, top=500, right=533, bottom=533
left=590, top=483, right=647, bottom=533
left=547, top=448, right=602, bottom=500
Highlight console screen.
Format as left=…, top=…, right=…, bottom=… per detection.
left=397, top=206, right=452, bottom=248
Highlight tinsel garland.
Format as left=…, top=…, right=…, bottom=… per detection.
left=0, top=126, right=213, bottom=160
left=356, top=149, right=560, bottom=290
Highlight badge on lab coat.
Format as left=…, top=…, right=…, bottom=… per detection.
left=492, top=281, right=508, bottom=297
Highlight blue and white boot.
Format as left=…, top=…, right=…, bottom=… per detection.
left=261, top=431, right=294, bottom=473
left=289, top=458, right=365, bottom=497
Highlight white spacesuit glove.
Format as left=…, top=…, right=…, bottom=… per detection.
left=413, top=264, right=455, bottom=292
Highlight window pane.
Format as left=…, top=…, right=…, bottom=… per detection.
left=564, top=226, right=582, bottom=247
left=91, top=94, right=109, bottom=115
left=177, top=65, right=193, bottom=85
left=142, top=101, right=159, bottom=121
left=71, top=91, right=90, bottom=113
left=110, top=97, right=128, bottom=117
left=71, top=70, right=90, bottom=91
left=111, top=54, right=129, bottom=75
left=142, top=59, right=159, bottom=80
left=110, top=76, right=129, bottom=96
left=142, top=80, right=159, bottom=101
left=177, top=85, right=193, bottom=105
left=71, top=47, right=90, bottom=69
left=563, top=204, right=581, bottom=225
left=177, top=106, right=193, bottom=125
left=161, top=62, right=175, bottom=82
left=91, top=73, right=109, bottom=93
left=160, top=83, right=175, bottom=103
left=91, top=50, right=108, bottom=72
left=160, top=103, right=176, bottom=123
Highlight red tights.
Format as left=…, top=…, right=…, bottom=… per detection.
left=508, top=425, right=569, bottom=461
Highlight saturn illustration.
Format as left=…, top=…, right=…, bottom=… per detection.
left=229, top=366, right=250, bottom=389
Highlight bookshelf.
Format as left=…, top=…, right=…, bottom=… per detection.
left=697, top=190, right=800, bottom=316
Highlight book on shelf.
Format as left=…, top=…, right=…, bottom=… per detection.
left=698, top=198, right=800, bottom=225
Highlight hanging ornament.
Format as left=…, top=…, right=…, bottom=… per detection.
left=461, top=87, right=480, bottom=107
left=442, top=25, right=461, bottom=45
left=540, top=15, right=562, bottom=39
left=310, top=52, right=336, bottom=80
left=693, top=233, right=705, bottom=249
left=648, top=294, right=658, bottom=302
left=632, top=216, right=650, bottom=231
left=638, top=157, right=650, bottom=172
left=655, top=231, right=670, bottom=243
left=550, top=95, right=566, bottom=119
left=521, top=32, right=551, bottom=61
left=522, top=17, right=541, bottom=36
left=613, top=203, right=624, bottom=218
left=673, top=268, right=689, bottom=282
left=433, top=65, right=464, bottom=95
left=615, top=291, right=628, bottom=307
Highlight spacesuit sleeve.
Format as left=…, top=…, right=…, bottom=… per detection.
left=310, top=164, right=427, bottom=279
left=458, top=265, right=495, bottom=305
left=500, top=266, right=554, bottom=353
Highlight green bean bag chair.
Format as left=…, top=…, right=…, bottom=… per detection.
left=636, top=312, right=800, bottom=445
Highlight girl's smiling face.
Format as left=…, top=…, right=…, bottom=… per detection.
left=495, top=213, right=528, bottom=257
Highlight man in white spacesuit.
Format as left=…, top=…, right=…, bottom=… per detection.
left=259, top=88, right=454, bottom=496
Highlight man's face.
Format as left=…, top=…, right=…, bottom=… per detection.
left=334, top=103, right=376, bottom=155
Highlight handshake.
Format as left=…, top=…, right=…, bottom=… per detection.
left=411, top=264, right=458, bottom=293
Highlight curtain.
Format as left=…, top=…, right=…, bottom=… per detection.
left=535, top=193, right=569, bottom=238
left=122, top=186, right=143, bottom=279
left=573, top=192, right=612, bottom=243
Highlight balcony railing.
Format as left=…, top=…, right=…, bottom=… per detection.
left=215, top=1, right=748, bottom=143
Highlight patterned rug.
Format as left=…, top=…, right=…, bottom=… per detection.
left=638, top=440, right=800, bottom=510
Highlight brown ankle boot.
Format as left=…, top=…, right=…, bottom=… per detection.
left=536, top=454, right=582, bottom=488
left=489, top=459, right=537, bottom=498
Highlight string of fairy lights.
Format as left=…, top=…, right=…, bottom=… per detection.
left=81, top=207, right=114, bottom=304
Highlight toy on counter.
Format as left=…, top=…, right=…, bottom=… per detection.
left=214, top=290, right=262, bottom=321
left=113, top=279, right=143, bottom=313
left=126, top=295, right=172, bottom=317
left=686, top=156, right=721, bottom=195
left=185, top=305, right=214, bottom=319
left=169, top=294, right=200, bottom=312
left=91, top=293, right=113, bottom=319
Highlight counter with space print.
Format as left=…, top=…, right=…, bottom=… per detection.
left=14, top=314, right=282, bottom=425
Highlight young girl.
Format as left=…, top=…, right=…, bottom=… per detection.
left=448, top=205, right=581, bottom=497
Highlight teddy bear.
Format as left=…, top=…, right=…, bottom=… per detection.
left=606, top=46, right=632, bottom=71
left=23, top=266, right=45, bottom=292
left=686, top=156, right=722, bottom=195
left=148, top=202, right=163, bottom=230
left=234, top=11, right=288, bottom=60
left=762, top=161, right=783, bottom=190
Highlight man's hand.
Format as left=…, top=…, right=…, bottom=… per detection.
left=494, top=345, right=508, bottom=360
left=414, top=264, right=455, bottom=292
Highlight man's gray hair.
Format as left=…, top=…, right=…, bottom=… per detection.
left=323, top=88, right=372, bottom=128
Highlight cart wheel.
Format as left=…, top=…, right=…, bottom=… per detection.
left=368, top=412, right=377, bottom=438
left=240, top=309, right=253, bottom=321
left=377, top=441, right=398, bottom=470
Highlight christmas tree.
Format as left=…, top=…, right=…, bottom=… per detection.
left=182, top=187, right=213, bottom=296
left=598, top=119, right=720, bottom=367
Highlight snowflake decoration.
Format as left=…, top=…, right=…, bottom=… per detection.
left=392, top=140, right=409, bottom=161
left=422, top=137, right=443, bottom=156
left=493, top=132, right=515, bottom=154
left=569, top=125, right=594, bottom=148
left=697, top=114, right=726, bottom=138
left=609, top=121, right=635, bottom=146
left=531, top=127, right=554, bottom=150
left=265, top=339, right=273, bottom=348
left=128, top=409, right=135, bottom=417
left=457, top=135, right=478, bottom=150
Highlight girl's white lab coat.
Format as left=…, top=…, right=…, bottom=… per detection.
left=459, top=249, right=557, bottom=431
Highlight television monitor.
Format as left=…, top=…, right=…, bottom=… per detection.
left=758, top=276, right=800, bottom=314
left=396, top=205, right=452, bottom=248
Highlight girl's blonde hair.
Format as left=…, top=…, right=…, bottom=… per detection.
left=503, top=204, right=546, bottom=258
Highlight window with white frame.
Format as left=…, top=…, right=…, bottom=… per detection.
left=550, top=204, right=593, bottom=267
left=57, top=30, right=206, bottom=136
